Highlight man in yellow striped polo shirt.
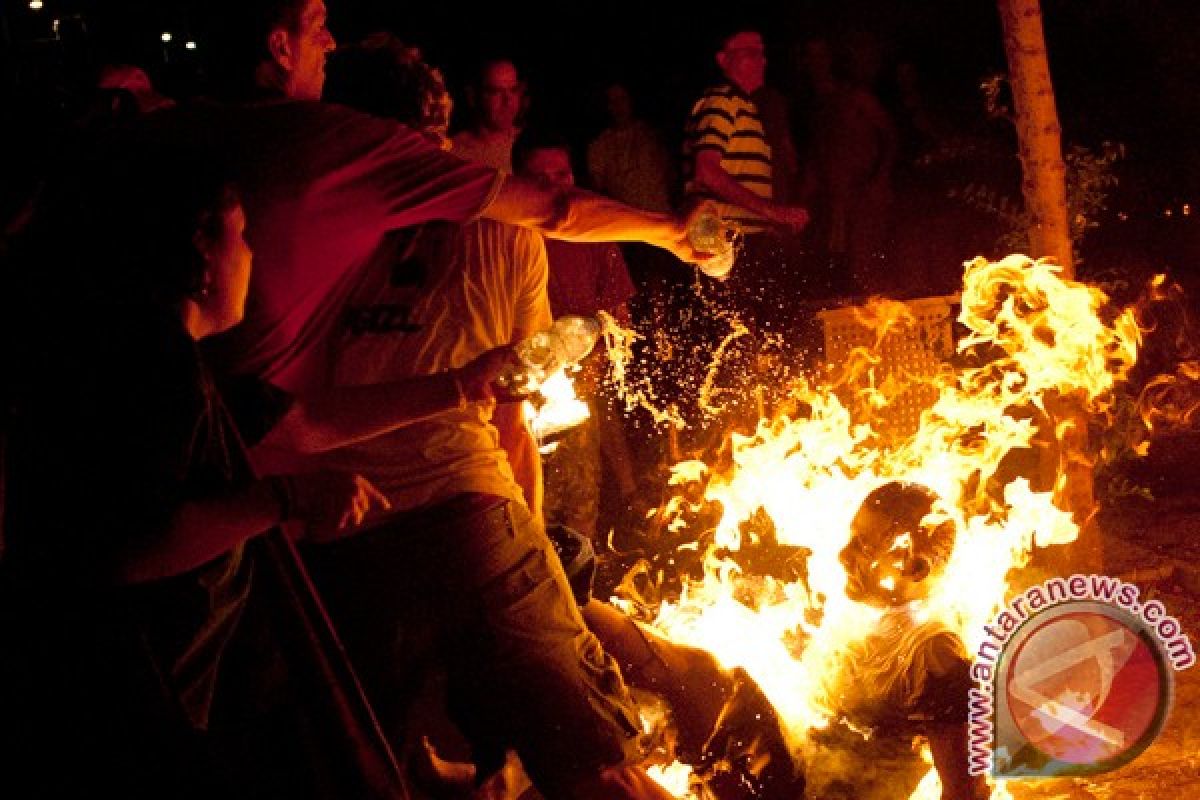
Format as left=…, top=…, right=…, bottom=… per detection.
left=682, top=25, right=816, bottom=355
left=684, top=28, right=810, bottom=235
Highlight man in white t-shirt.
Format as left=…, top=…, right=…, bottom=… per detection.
left=299, top=34, right=678, bottom=800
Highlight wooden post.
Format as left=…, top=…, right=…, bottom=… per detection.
left=997, top=0, right=1074, bottom=278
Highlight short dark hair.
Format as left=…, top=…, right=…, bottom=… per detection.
left=200, top=0, right=307, bottom=96
left=472, top=55, right=520, bottom=88
left=711, top=19, right=765, bottom=54
left=511, top=127, right=572, bottom=174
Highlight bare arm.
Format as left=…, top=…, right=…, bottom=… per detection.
left=117, top=480, right=282, bottom=583
left=118, top=472, right=387, bottom=584
left=483, top=175, right=715, bottom=269
left=693, top=150, right=810, bottom=231
left=261, top=372, right=460, bottom=454
left=257, top=347, right=513, bottom=454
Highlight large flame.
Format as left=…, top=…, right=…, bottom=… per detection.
left=608, top=256, right=1145, bottom=799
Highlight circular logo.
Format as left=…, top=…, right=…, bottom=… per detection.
left=1002, top=603, right=1171, bottom=771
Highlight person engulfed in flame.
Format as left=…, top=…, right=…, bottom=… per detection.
left=840, top=481, right=956, bottom=609
left=806, top=481, right=988, bottom=800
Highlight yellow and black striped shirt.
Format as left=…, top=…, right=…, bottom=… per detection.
left=683, top=83, right=773, bottom=231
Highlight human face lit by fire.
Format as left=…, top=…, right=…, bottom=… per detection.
left=838, top=482, right=956, bottom=609
left=283, top=0, right=336, bottom=100
left=520, top=147, right=574, bottom=189
left=840, top=510, right=930, bottom=607
left=717, top=31, right=767, bottom=95
left=478, top=61, right=524, bottom=133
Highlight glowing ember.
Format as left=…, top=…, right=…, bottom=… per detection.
left=610, top=255, right=1146, bottom=799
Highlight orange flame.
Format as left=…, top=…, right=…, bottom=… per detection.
left=1133, top=275, right=1200, bottom=436
left=526, top=368, right=590, bottom=448
left=610, top=255, right=1146, bottom=799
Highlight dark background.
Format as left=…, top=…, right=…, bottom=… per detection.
left=3, top=0, right=1198, bottom=280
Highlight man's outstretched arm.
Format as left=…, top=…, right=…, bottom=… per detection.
left=483, top=174, right=717, bottom=270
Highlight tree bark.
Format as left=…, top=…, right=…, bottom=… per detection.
left=997, top=0, right=1074, bottom=278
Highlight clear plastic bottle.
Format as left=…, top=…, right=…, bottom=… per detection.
left=495, top=315, right=602, bottom=395
left=551, top=314, right=602, bottom=363
left=688, top=210, right=736, bottom=279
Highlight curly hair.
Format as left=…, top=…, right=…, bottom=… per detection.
left=324, top=33, right=453, bottom=138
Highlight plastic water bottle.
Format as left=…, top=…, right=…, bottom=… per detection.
left=495, top=315, right=602, bottom=395
left=551, top=315, right=602, bottom=363
left=688, top=210, right=736, bottom=279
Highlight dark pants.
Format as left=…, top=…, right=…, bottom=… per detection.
left=304, top=493, right=642, bottom=798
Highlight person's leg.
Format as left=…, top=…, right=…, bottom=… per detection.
left=582, top=602, right=806, bottom=799
left=443, top=500, right=674, bottom=800
left=927, top=722, right=990, bottom=800
left=580, top=599, right=732, bottom=758
left=410, top=510, right=801, bottom=799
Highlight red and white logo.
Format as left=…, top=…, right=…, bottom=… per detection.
left=993, top=602, right=1172, bottom=776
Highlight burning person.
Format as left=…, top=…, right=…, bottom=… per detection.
left=840, top=481, right=956, bottom=609
left=806, top=481, right=988, bottom=800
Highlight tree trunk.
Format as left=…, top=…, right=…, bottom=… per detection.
left=999, top=0, right=1098, bottom=572
left=997, top=0, right=1074, bottom=278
